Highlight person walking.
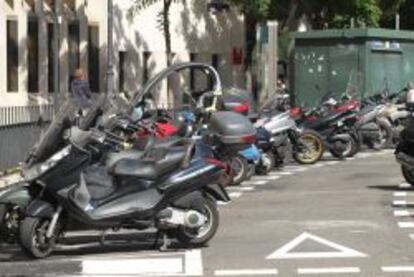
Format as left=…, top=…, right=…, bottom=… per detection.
left=70, top=68, right=93, bottom=116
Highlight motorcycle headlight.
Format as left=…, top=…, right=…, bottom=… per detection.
left=23, top=146, right=72, bottom=180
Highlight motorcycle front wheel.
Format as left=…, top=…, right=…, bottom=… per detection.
left=19, top=217, right=60, bottom=259
left=293, top=131, right=324, bottom=164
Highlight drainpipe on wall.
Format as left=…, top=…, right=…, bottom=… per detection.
left=53, top=0, right=61, bottom=114
left=396, top=13, right=400, bottom=30
left=107, top=0, right=115, bottom=99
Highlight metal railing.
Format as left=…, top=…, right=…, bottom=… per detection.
left=0, top=105, right=54, bottom=172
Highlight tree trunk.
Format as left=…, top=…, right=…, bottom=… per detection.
left=244, top=12, right=258, bottom=99
left=164, top=0, right=172, bottom=66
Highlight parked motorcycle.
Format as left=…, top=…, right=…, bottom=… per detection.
left=395, top=85, right=414, bottom=186
left=255, top=95, right=324, bottom=165
left=293, top=93, right=361, bottom=159
left=0, top=63, right=260, bottom=257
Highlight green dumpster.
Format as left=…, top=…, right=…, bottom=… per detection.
left=292, top=28, right=414, bottom=107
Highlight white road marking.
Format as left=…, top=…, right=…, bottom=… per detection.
left=399, top=183, right=412, bottom=188
left=409, top=234, right=414, bottom=240
left=382, top=266, right=414, bottom=273
left=228, top=192, right=242, bottom=199
left=82, top=250, right=203, bottom=276
left=393, top=200, right=409, bottom=206
left=272, top=171, right=293, bottom=176
left=244, top=180, right=268, bottom=186
left=82, top=258, right=183, bottom=275
left=283, top=166, right=308, bottom=172
left=184, top=249, right=203, bottom=276
left=398, top=222, right=414, bottom=228
left=266, top=232, right=367, bottom=259
left=347, top=157, right=355, bottom=161
left=394, top=192, right=408, bottom=197
left=325, top=161, right=340, bottom=165
left=394, top=210, right=413, bottom=217
left=252, top=175, right=281, bottom=181
left=358, top=153, right=373, bottom=158
left=297, top=267, right=361, bottom=274
left=229, top=186, right=255, bottom=192
left=310, top=163, right=325, bottom=168
left=214, top=269, right=278, bottom=276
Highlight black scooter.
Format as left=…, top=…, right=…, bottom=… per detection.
left=0, top=98, right=231, bottom=259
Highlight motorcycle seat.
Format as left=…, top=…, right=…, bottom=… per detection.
left=112, top=144, right=193, bottom=180
left=359, top=105, right=376, bottom=114
left=106, top=150, right=145, bottom=169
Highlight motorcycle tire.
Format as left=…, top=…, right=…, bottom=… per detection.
left=246, top=164, right=256, bottom=180
left=229, top=155, right=249, bottom=186
left=293, top=130, right=324, bottom=165
left=20, top=217, right=60, bottom=259
left=170, top=199, right=219, bottom=246
left=402, top=166, right=414, bottom=186
left=367, top=121, right=394, bottom=150
left=346, top=135, right=361, bottom=158
left=256, top=151, right=275, bottom=175
left=330, top=136, right=358, bottom=159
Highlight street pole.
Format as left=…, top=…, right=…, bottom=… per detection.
left=53, top=0, right=61, bottom=114
left=107, top=0, right=115, bottom=99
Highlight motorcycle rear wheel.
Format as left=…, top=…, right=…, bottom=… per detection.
left=293, top=131, right=324, bottom=164
left=330, top=136, right=358, bottom=159
left=229, top=155, right=249, bottom=186
left=402, top=166, right=414, bottom=186
left=171, top=199, right=219, bottom=246
left=256, top=151, right=275, bottom=175
left=367, top=123, right=393, bottom=150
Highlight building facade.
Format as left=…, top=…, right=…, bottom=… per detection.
left=0, top=0, right=246, bottom=107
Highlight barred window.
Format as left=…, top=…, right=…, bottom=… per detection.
left=7, top=20, right=18, bottom=93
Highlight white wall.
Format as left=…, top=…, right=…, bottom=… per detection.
left=0, top=0, right=245, bottom=107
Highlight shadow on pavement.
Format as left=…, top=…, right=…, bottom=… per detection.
left=0, top=231, right=199, bottom=263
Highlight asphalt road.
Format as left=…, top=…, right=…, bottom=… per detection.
left=1, top=149, right=413, bottom=276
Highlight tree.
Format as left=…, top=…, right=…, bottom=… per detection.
left=129, top=0, right=181, bottom=66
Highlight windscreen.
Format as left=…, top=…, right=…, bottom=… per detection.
left=25, top=94, right=121, bottom=166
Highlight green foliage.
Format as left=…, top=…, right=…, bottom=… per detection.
left=227, top=0, right=406, bottom=29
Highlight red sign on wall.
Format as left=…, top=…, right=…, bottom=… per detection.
left=232, top=47, right=243, bottom=65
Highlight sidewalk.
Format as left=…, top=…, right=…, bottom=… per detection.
left=0, top=173, right=23, bottom=189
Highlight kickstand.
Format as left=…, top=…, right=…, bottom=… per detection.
left=159, top=233, right=172, bottom=252
left=99, top=230, right=107, bottom=246
left=153, top=230, right=161, bottom=249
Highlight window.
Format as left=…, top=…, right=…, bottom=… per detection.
left=7, top=20, right=18, bottom=93
left=68, top=21, right=80, bottom=87
left=119, top=51, right=126, bottom=93
left=28, top=18, right=39, bottom=93
left=48, top=23, right=55, bottom=93
left=88, top=25, right=100, bottom=93
left=143, top=52, right=151, bottom=84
